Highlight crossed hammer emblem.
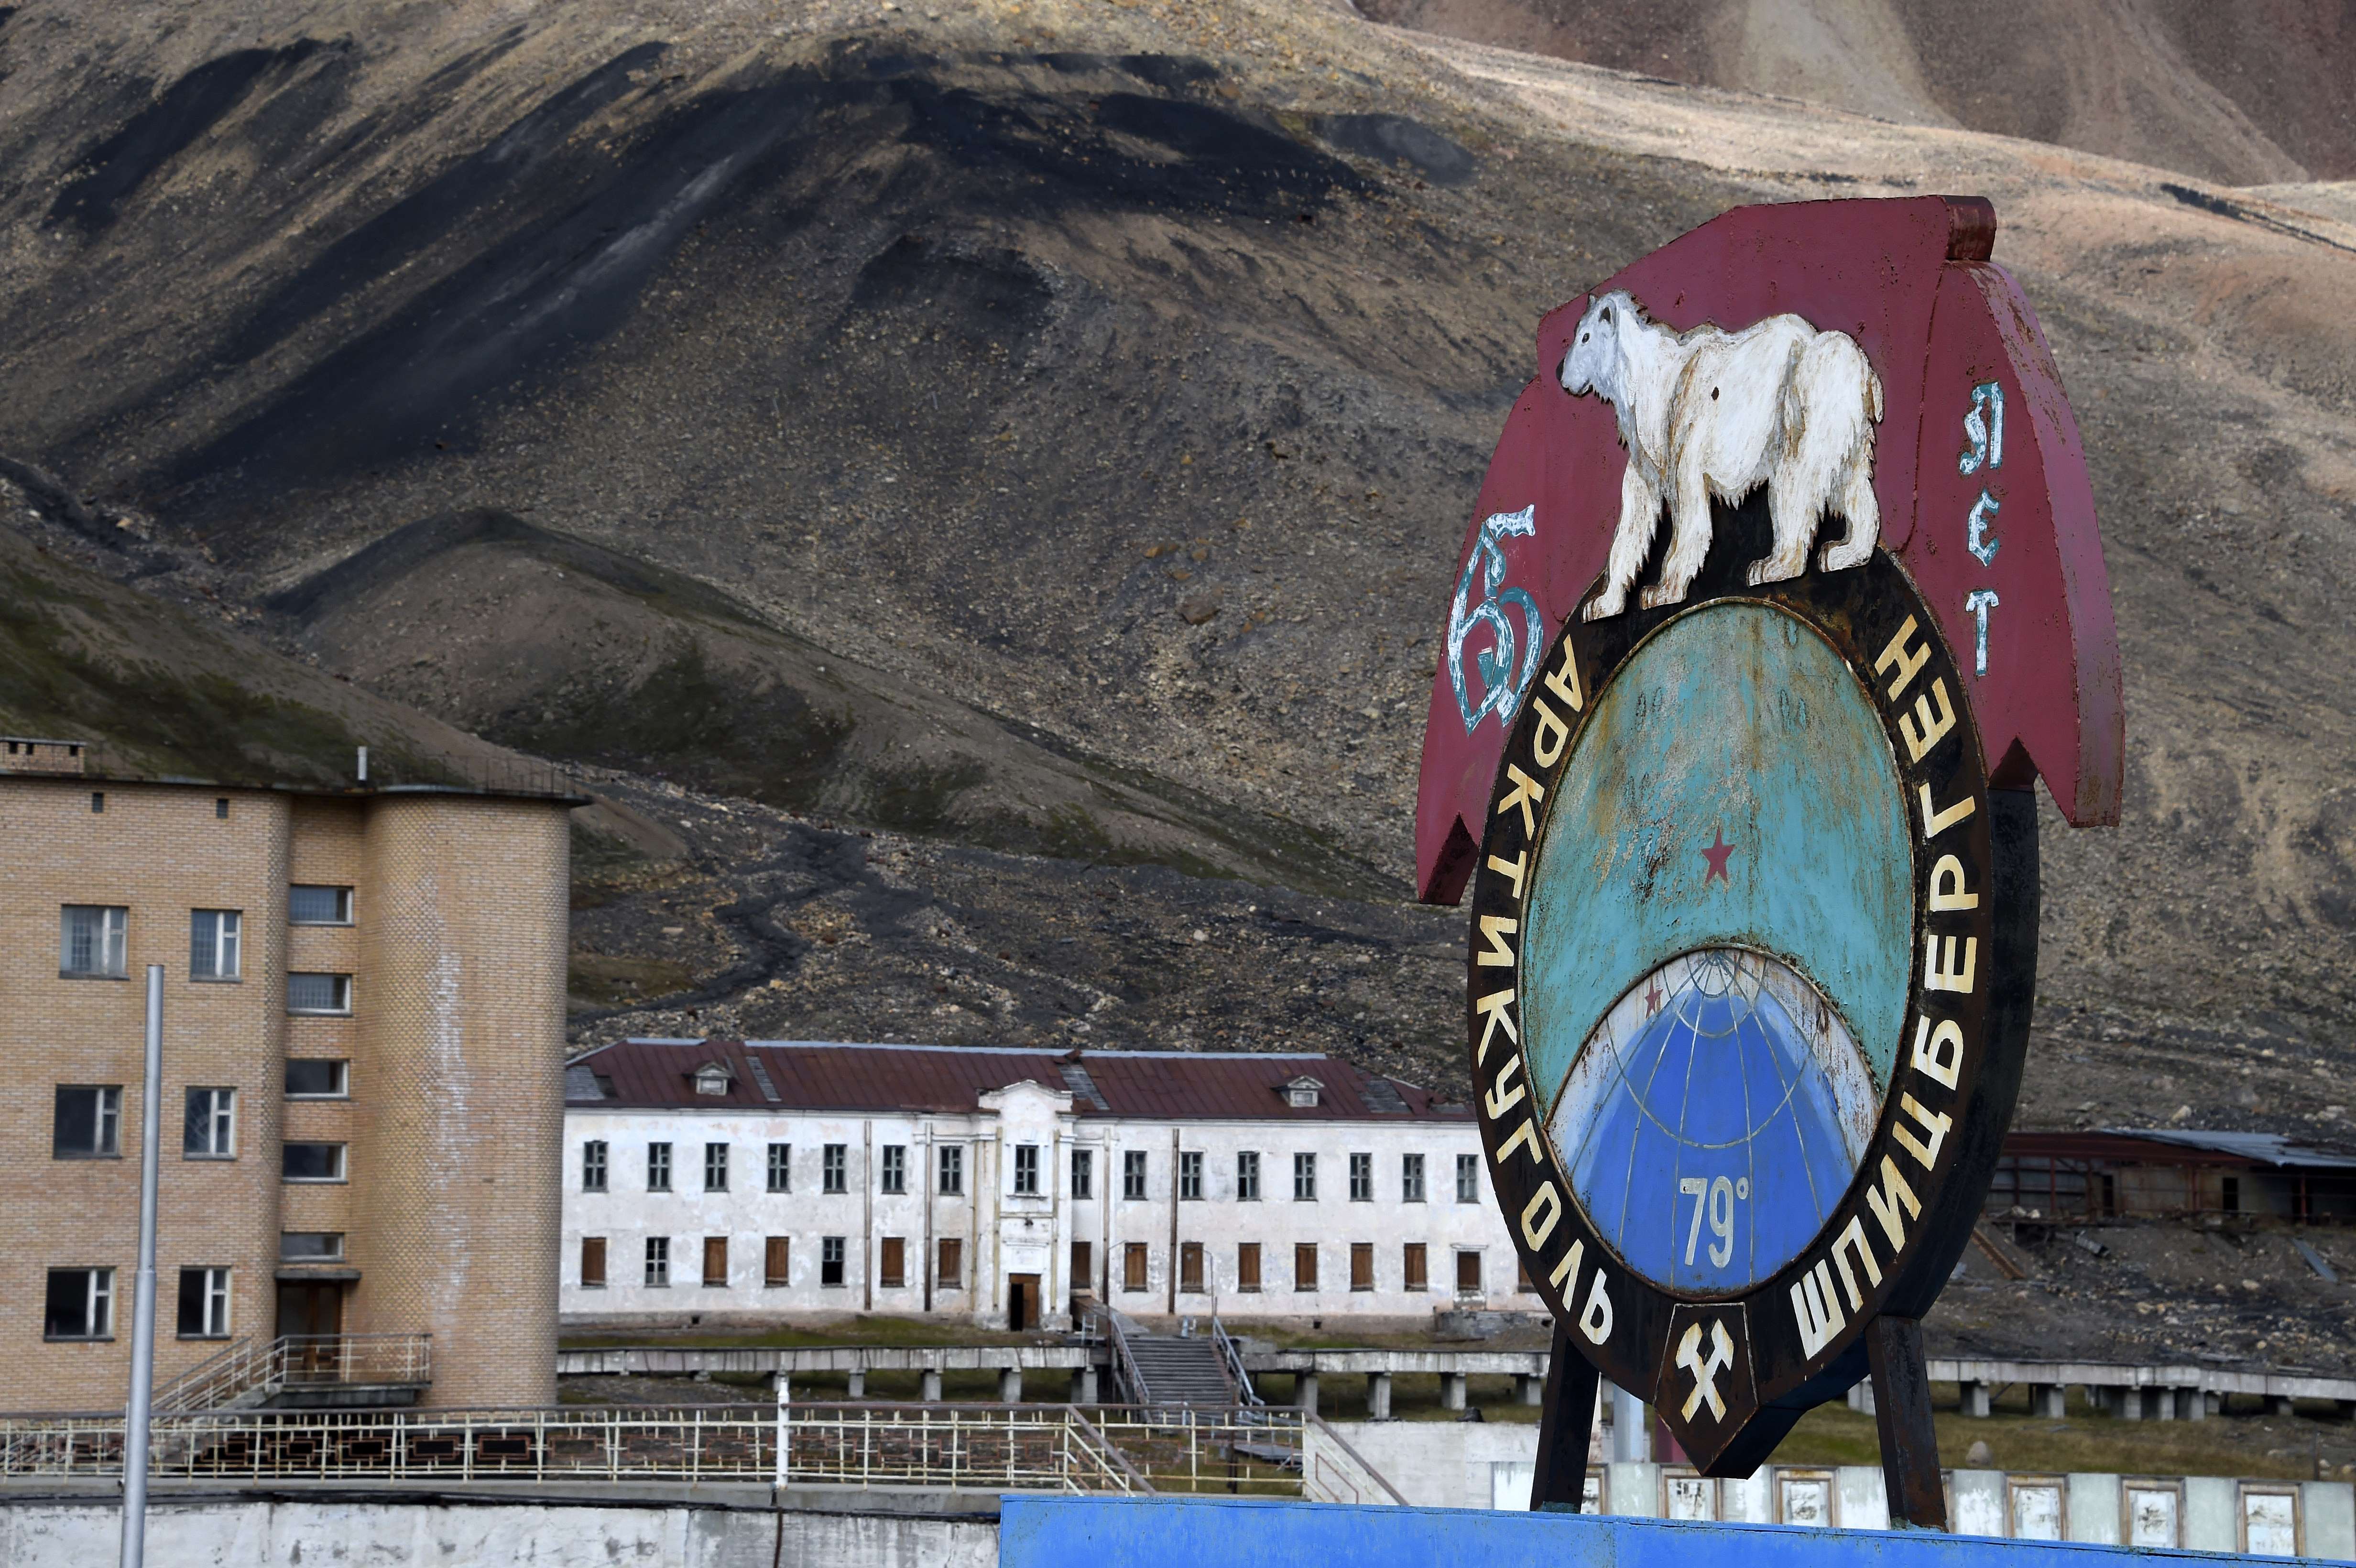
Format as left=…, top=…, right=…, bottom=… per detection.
left=1676, top=1319, right=1736, bottom=1422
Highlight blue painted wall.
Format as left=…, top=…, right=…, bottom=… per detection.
left=1000, top=1496, right=2338, bottom=1568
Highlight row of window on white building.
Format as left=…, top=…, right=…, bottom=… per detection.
left=581, top=1139, right=1485, bottom=1203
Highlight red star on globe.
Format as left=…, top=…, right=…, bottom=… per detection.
left=1644, top=979, right=1664, bottom=1016
left=1701, top=827, right=1735, bottom=884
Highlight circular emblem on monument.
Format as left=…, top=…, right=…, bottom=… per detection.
left=1467, top=547, right=2023, bottom=1474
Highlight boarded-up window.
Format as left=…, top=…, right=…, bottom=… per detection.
left=764, top=1236, right=789, bottom=1288
left=1350, top=1242, right=1374, bottom=1291
left=1069, top=1241, right=1091, bottom=1296
left=1237, top=1243, right=1261, bottom=1293
left=702, top=1236, right=728, bottom=1288
left=1123, top=1242, right=1148, bottom=1292
left=1179, top=1241, right=1204, bottom=1295
left=1403, top=1242, right=1427, bottom=1291
left=580, top=1237, right=607, bottom=1288
left=879, top=1237, right=905, bottom=1289
left=1456, top=1249, right=1482, bottom=1294
left=1294, top=1243, right=1318, bottom=1292
left=938, top=1238, right=963, bottom=1291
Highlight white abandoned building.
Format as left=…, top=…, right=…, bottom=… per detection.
left=560, top=1039, right=1539, bottom=1330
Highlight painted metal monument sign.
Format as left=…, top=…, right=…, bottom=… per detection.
left=1415, top=197, right=2124, bottom=1505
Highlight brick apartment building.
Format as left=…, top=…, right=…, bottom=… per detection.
left=563, top=1039, right=1539, bottom=1330
left=0, top=740, right=575, bottom=1410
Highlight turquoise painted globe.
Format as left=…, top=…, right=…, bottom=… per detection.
left=1521, top=601, right=1914, bottom=1296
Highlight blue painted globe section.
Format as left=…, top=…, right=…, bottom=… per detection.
left=1560, top=949, right=1872, bottom=1294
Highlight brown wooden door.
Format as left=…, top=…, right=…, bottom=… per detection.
left=275, top=1281, right=343, bottom=1376
left=1008, top=1272, right=1039, bottom=1331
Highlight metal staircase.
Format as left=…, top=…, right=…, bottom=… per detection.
left=1091, top=1307, right=1239, bottom=1414
left=154, top=1334, right=434, bottom=1415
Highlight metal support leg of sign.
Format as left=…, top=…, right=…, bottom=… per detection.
left=1866, top=1316, right=1948, bottom=1530
left=1529, top=1322, right=1600, bottom=1512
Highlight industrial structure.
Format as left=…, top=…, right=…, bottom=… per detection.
left=0, top=743, right=576, bottom=1410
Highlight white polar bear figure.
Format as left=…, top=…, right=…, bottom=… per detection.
left=1559, top=289, right=1885, bottom=621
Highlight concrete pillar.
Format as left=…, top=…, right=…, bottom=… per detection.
left=2187, top=1388, right=2209, bottom=1422
left=2157, top=1387, right=2177, bottom=1421
left=845, top=1368, right=865, bottom=1400
left=2271, top=1395, right=2295, bottom=1417
left=1296, top=1372, right=1320, bottom=1415
left=920, top=1368, right=942, bottom=1402
left=1441, top=1372, right=1467, bottom=1411
left=999, top=1367, right=1023, bottom=1403
left=1368, top=1372, right=1393, bottom=1419
left=1610, top=1385, right=1647, bottom=1460
left=1962, top=1381, right=1991, bottom=1417
left=693, top=1369, right=712, bottom=1383
left=1518, top=1374, right=1543, bottom=1406
left=2121, top=1387, right=2143, bottom=1421
left=1846, top=1381, right=1877, bottom=1415
left=2032, top=1383, right=2065, bottom=1419
left=1079, top=1365, right=1099, bottom=1405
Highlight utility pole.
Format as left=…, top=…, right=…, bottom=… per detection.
left=120, top=964, right=164, bottom=1568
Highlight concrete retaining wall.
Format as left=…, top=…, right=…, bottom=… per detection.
left=0, top=1488, right=998, bottom=1567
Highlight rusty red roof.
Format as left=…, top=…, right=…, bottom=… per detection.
left=567, top=1039, right=1471, bottom=1123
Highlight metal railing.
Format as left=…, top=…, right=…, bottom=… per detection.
left=153, top=1334, right=434, bottom=1415
left=1211, top=1318, right=1264, bottom=1411
left=0, top=1402, right=1384, bottom=1500
left=1089, top=1305, right=1153, bottom=1409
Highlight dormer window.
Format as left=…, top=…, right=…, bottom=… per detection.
left=693, top=1065, right=731, bottom=1098
left=1283, top=1076, right=1323, bottom=1110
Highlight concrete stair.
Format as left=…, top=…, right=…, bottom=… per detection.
left=1121, top=1333, right=1238, bottom=1408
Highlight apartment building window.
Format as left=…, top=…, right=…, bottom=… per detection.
left=938, top=1144, right=963, bottom=1195
left=822, top=1144, right=847, bottom=1194
left=176, top=1267, right=232, bottom=1339
left=53, top=1087, right=122, bottom=1158
left=767, top=1143, right=791, bottom=1193
left=188, top=910, right=241, bottom=980
left=881, top=1144, right=907, bottom=1195
left=1179, top=1241, right=1205, bottom=1295
left=1067, top=1241, right=1089, bottom=1295
left=1014, top=1143, right=1041, bottom=1196
left=1237, top=1242, right=1261, bottom=1293
left=1236, top=1151, right=1260, bottom=1201
left=1402, top=1153, right=1426, bottom=1203
left=1349, top=1152, right=1373, bottom=1201
left=1070, top=1148, right=1092, bottom=1199
left=582, top=1140, right=609, bottom=1192
left=288, top=885, right=353, bottom=925
left=45, top=1268, right=114, bottom=1339
left=1351, top=1243, right=1374, bottom=1292
left=59, top=905, right=127, bottom=979
left=1123, top=1243, right=1149, bottom=1292
left=1123, top=1150, right=1147, bottom=1200
left=704, top=1142, right=729, bottom=1192
left=879, top=1237, right=906, bottom=1289
left=1293, top=1153, right=1317, bottom=1201
left=1294, top=1243, right=1318, bottom=1292
left=183, top=1088, right=235, bottom=1158
left=1179, top=1151, right=1203, bottom=1200
left=1456, top=1153, right=1480, bottom=1204
left=821, top=1236, right=846, bottom=1287
left=282, top=1143, right=345, bottom=1182
left=216, top=797, right=229, bottom=818
left=90, top=790, right=104, bottom=813
left=280, top=1233, right=343, bottom=1262
left=765, top=1237, right=790, bottom=1287
left=938, top=1238, right=964, bottom=1292
left=286, top=973, right=352, bottom=1015
left=284, top=1060, right=348, bottom=1098
left=644, top=1237, right=670, bottom=1287
left=702, top=1237, right=728, bottom=1287
left=1403, top=1242, right=1428, bottom=1292
left=1455, top=1250, right=1483, bottom=1295
left=647, top=1142, right=673, bottom=1192
left=580, top=1238, right=607, bottom=1288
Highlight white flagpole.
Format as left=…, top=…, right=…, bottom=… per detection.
left=120, top=963, right=163, bottom=1568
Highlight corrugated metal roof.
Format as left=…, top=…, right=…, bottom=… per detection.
left=567, top=1038, right=1471, bottom=1123
left=2097, top=1127, right=2356, bottom=1171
